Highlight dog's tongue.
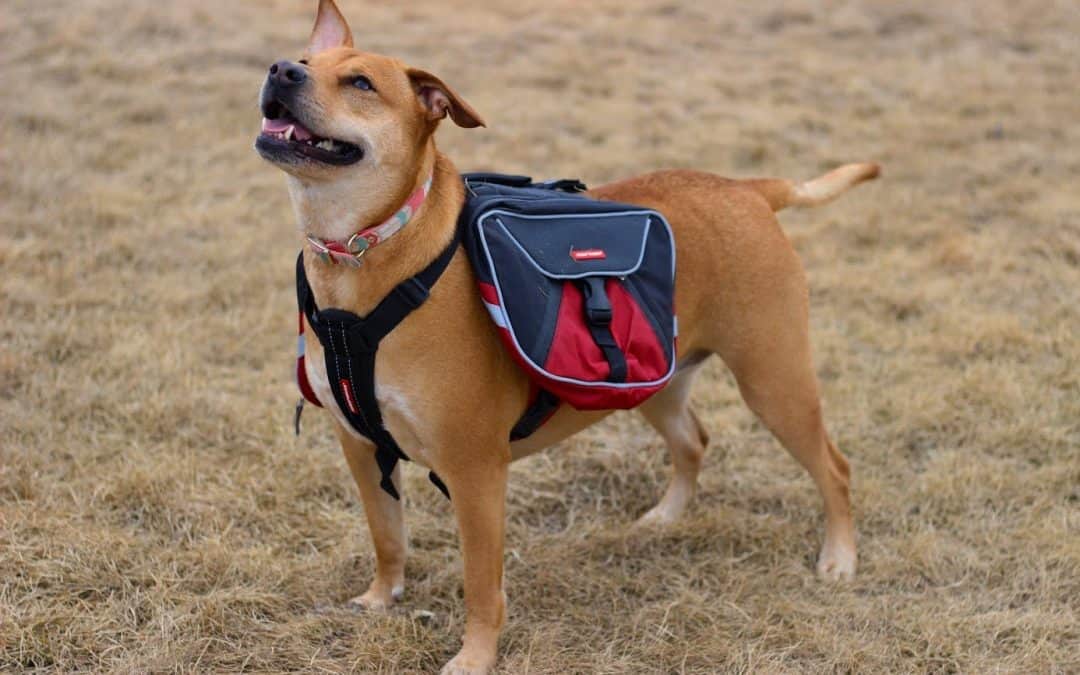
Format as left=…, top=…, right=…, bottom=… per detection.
left=261, top=117, right=314, bottom=140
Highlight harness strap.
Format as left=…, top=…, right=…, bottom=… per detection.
left=510, top=388, right=561, bottom=441
left=296, top=316, right=323, bottom=408
left=296, top=225, right=462, bottom=500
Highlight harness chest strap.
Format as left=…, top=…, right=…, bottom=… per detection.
left=294, top=225, right=561, bottom=499
left=295, top=224, right=461, bottom=500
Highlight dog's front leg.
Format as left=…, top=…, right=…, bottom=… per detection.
left=334, top=424, right=407, bottom=610
left=440, top=453, right=509, bottom=675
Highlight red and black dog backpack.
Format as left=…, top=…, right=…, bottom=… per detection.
left=460, top=173, right=677, bottom=432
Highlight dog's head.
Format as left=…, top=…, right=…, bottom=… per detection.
left=255, top=0, right=484, bottom=230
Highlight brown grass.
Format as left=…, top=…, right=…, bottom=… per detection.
left=3, top=0, right=1079, bottom=672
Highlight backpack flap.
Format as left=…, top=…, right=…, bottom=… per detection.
left=486, top=210, right=651, bottom=277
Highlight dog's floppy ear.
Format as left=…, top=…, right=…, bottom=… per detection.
left=306, top=0, right=353, bottom=55
left=407, top=68, right=486, bottom=129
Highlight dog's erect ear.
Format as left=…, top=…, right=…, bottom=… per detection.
left=407, top=68, right=486, bottom=129
left=306, top=0, right=354, bottom=55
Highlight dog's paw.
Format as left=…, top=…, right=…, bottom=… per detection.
left=346, top=584, right=404, bottom=612
left=634, top=500, right=688, bottom=528
left=634, top=506, right=676, bottom=528
left=816, top=546, right=857, bottom=581
left=440, top=650, right=495, bottom=675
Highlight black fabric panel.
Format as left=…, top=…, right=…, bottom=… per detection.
left=495, top=212, right=649, bottom=276
left=463, top=173, right=532, bottom=188
left=483, top=222, right=558, bottom=363
left=530, top=276, right=563, bottom=361
left=623, top=274, right=671, bottom=363
left=622, top=215, right=677, bottom=347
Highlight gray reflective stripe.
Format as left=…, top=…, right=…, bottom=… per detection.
left=483, top=300, right=507, bottom=328
left=475, top=209, right=678, bottom=391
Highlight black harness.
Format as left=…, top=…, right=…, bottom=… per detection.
left=293, top=174, right=644, bottom=501
left=295, top=226, right=462, bottom=500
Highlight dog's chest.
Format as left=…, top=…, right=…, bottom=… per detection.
left=303, top=343, right=430, bottom=465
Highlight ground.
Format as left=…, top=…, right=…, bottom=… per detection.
left=2, top=0, right=1078, bottom=672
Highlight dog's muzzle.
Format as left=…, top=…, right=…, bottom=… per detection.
left=255, top=60, right=363, bottom=166
left=268, top=60, right=307, bottom=89
left=261, top=60, right=307, bottom=114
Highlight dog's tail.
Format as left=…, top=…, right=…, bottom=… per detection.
left=744, top=162, right=880, bottom=212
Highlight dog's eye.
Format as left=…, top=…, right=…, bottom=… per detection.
left=352, top=75, right=374, bottom=91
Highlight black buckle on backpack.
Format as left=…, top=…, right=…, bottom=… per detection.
left=580, top=277, right=625, bottom=381
left=582, top=277, right=612, bottom=326
left=587, top=305, right=612, bottom=326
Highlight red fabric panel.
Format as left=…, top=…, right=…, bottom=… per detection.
left=492, top=318, right=664, bottom=410
left=606, top=280, right=668, bottom=382
left=478, top=280, right=671, bottom=412
left=296, top=311, right=323, bottom=407
left=296, top=357, right=323, bottom=407
left=478, top=281, right=500, bottom=306
left=543, top=282, right=610, bottom=382
left=542, top=376, right=665, bottom=410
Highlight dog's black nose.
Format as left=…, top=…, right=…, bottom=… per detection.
left=268, top=60, right=307, bottom=87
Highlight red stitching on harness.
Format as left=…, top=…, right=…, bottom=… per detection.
left=339, top=378, right=360, bottom=414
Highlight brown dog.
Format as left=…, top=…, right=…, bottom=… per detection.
left=255, top=1, right=878, bottom=672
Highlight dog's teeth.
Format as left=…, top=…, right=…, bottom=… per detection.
left=285, top=125, right=295, bottom=141
left=316, top=139, right=334, bottom=151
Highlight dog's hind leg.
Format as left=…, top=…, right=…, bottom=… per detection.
left=335, top=424, right=408, bottom=610
left=635, top=362, right=710, bottom=526
left=670, top=198, right=857, bottom=580
left=715, top=301, right=857, bottom=580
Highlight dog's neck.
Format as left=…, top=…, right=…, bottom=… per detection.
left=293, top=146, right=464, bottom=316
left=287, top=147, right=438, bottom=242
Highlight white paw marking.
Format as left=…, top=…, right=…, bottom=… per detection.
left=816, top=547, right=857, bottom=581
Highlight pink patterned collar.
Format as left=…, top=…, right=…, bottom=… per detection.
left=306, top=173, right=434, bottom=267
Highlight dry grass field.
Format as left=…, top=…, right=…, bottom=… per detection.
left=3, top=0, right=1079, bottom=672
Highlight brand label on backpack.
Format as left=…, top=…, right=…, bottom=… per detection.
left=570, top=248, right=607, bottom=261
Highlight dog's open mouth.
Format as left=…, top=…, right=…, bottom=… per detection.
left=256, top=101, right=363, bottom=166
